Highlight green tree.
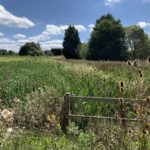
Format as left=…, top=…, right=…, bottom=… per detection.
left=19, top=42, right=44, bottom=56
left=87, top=14, right=127, bottom=60
left=8, top=50, right=16, bottom=55
left=78, top=43, right=88, bottom=59
left=51, top=48, right=62, bottom=56
left=0, top=49, right=7, bottom=55
left=44, top=50, right=53, bottom=56
left=125, top=25, right=150, bottom=59
left=63, top=26, right=81, bottom=59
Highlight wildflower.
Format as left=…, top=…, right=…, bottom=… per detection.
left=14, top=97, right=20, bottom=103
left=7, top=128, right=13, bottom=135
left=46, top=114, right=59, bottom=127
left=1, top=109, right=14, bottom=122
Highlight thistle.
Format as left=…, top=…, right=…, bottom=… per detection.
left=114, top=112, right=119, bottom=119
left=127, top=60, right=131, bottom=66
left=120, top=81, right=125, bottom=88
left=119, top=98, right=124, bottom=103
left=120, top=87, right=124, bottom=93
left=143, top=97, right=150, bottom=104
left=133, top=59, right=139, bottom=68
left=139, top=71, right=143, bottom=77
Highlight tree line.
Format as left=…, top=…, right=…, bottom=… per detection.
left=0, top=49, right=16, bottom=55
left=63, top=14, right=150, bottom=60
left=1, top=13, right=149, bottom=60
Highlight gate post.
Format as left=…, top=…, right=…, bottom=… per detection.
left=61, top=93, right=70, bottom=134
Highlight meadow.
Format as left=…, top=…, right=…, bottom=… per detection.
left=0, top=56, right=149, bottom=149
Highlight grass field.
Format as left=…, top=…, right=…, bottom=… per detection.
left=0, top=56, right=149, bottom=149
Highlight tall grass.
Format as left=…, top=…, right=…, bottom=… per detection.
left=0, top=56, right=149, bottom=149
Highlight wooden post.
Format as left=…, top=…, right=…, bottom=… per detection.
left=61, top=93, right=70, bottom=134
left=70, top=93, right=75, bottom=114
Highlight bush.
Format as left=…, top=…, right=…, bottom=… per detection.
left=7, top=50, right=16, bottom=55
left=19, top=42, right=43, bottom=56
left=0, top=49, right=7, bottom=55
left=44, top=50, right=53, bottom=56
left=14, top=86, right=63, bottom=131
left=51, top=48, right=62, bottom=56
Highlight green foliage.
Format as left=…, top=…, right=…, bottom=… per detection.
left=14, top=86, right=62, bottom=130
left=125, top=25, right=150, bottom=59
left=0, top=49, right=16, bottom=56
left=0, top=57, right=150, bottom=149
left=0, top=49, right=7, bottom=55
left=7, top=50, right=16, bottom=55
left=88, top=13, right=127, bottom=61
left=2, top=131, right=75, bottom=150
left=19, top=42, right=44, bottom=56
left=44, top=50, right=53, bottom=56
left=51, top=48, right=62, bottom=56
left=63, top=26, right=81, bottom=59
left=78, top=43, right=88, bottom=59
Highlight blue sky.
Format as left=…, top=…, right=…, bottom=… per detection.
left=0, top=0, right=150, bottom=51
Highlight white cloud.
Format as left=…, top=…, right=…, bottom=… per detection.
left=74, top=25, right=86, bottom=32
left=43, top=25, right=68, bottom=35
left=41, top=40, right=63, bottom=50
left=0, top=4, right=35, bottom=28
left=13, top=34, right=27, bottom=39
left=23, top=24, right=86, bottom=43
left=137, top=21, right=150, bottom=28
left=0, top=32, right=4, bottom=37
left=0, top=24, right=86, bottom=51
left=88, top=24, right=95, bottom=32
left=0, top=37, right=15, bottom=44
left=42, top=24, right=86, bottom=36
left=0, top=37, right=19, bottom=51
left=104, top=0, right=122, bottom=6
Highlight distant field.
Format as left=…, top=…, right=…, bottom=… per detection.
left=0, top=56, right=150, bottom=103
left=0, top=56, right=149, bottom=149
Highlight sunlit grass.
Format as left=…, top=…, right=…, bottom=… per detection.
left=0, top=56, right=149, bottom=149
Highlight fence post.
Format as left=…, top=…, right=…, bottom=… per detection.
left=70, top=93, right=75, bottom=114
left=61, top=93, right=70, bottom=134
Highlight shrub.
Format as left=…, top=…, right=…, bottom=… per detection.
left=19, top=42, right=43, bottom=56
left=44, top=50, right=53, bottom=56
left=51, top=48, right=62, bottom=56
left=14, top=86, right=63, bottom=131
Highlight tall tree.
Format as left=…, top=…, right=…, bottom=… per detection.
left=125, top=25, right=150, bottom=59
left=87, top=14, right=127, bottom=61
left=63, top=26, right=81, bottom=59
